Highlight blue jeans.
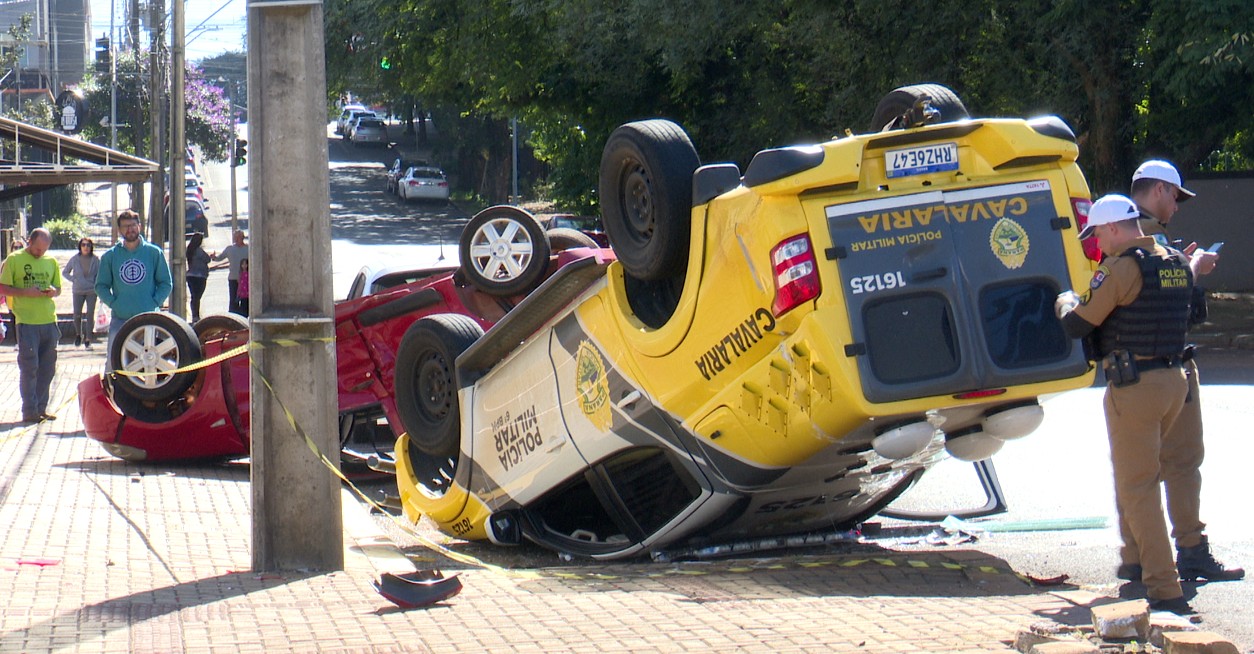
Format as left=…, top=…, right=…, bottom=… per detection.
left=18, top=322, right=60, bottom=417
left=106, top=316, right=128, bottom=366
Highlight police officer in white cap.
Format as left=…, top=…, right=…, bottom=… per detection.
left=1055, top=194, right=1236, bottom=616
left=1127, top=161, right=1242, bottom=589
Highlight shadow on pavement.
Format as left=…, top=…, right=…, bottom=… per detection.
left=57, top=458, right=250, bottom=482
left=407, top=540, right=1060, bottom=601
left=0, top=569, right=324, bottom=653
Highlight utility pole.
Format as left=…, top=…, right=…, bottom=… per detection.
left=109, top=0, right=118, bottom=244
left=168, top=0, right=186, bottom=319
left=249, top=0, right=343, bottom=571
left=127, top=0, right=144, bottom=218
left=223, top=80, right=239, bottom=232
left=147, top=0, right=165, bottom=243
left=229, top=131, right=239, bottom=232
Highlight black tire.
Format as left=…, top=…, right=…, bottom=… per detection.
left=458, top=205, right=551, bottom=296
left=394, top=314, right=484, bottom=458
left=547, top=227, right=599, bottom=251
left=193, top=313, right=248, bottom=344
left=598, top=119, right=700, bottom=281
left=110, top=311, right=203, bottom=402
left=869, top=83, right=968, bottom=132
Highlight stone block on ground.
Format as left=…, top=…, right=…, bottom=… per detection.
left=1090, top=599, right=1150, bottom=640
left=1027, top=642, right=1099, bottom=654
left=1162, top=631, right=1240, bottom=654
left=1149, top=612, right=1199, bottom=648
left=1015, top=629, right=1063, bottom=652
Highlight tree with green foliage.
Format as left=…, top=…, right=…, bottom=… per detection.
left=324, top=0, right=1254, bottom=207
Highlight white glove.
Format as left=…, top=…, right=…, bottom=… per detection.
left=1055, top=290, right=1080, bottom=320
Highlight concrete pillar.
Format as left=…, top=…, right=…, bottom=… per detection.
left=247, top=0, right=342, bottom=572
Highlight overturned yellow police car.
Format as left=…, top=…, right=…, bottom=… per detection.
left=390, top=84, right=1096, bottom=559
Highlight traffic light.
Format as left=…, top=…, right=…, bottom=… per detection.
left=233, top=138, right=248, bottom=167
left=379, top=56, right=392, bottom=70
left=94, top=36, right=111, bottom=75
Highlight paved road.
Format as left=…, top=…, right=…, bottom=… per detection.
left=884, top=354, right=1254, bottom=648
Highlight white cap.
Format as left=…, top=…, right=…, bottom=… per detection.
left=1079, top=194, right=1140, bottom=239
left=1132, top=160, right=1196, bottom=201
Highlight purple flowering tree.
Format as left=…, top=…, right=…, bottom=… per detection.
left=81, top=55, right=234, bottom=163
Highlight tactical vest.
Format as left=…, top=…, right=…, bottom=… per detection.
left=1096, top=247, right=1192, bottom=358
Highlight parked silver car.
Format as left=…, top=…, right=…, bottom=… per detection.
left=350, top=118, right=389, bottom=146
left=397, top=166, right=450, bottom=201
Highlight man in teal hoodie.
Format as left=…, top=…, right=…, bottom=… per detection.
left=96, top=209, right=173, bottom=356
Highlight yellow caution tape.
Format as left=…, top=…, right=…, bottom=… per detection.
left=109, top=337, right=333, bottom=379
left=0, top=390, right=81, bottom=445
left=246, top=354, right=540, bottom=579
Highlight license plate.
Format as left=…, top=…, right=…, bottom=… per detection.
left=885, top=142, right=959, bottom=179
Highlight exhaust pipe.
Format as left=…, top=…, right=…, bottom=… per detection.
left=367, top=454, right=397, bottom=474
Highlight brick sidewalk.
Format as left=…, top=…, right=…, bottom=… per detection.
left=1, top=349, right=1101, bottom=653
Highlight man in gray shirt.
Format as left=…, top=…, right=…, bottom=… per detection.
left=212, top=229, right=249, bottom=316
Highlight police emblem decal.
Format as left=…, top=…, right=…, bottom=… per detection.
left=989, top=217, right=1030, bottom=270
left=575, top=340, right=612, bottom=431
left=1091, top=266, right=1109, bottom=290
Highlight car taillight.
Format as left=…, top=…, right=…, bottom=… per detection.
left=438, top=182, right=448, bottom=187
left=1071, top=197, right=1101, bottom=261
left=770, top=234, right=820, bottom=317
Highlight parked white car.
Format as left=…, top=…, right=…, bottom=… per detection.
left=336, top=104, right=368, bottom=134
left=397, top=166, right=450, bottom=202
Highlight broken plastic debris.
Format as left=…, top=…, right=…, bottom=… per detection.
left=373, top=570, right=462, bottom=609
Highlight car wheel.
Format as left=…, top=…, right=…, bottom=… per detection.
left=869, top=83, right=968, bottom=132
left=546, top=227, right=599, bottom=251
left=193, top=313, right=248, bottom=344
left=458, top=205, right=551, bottom=296
left=110, top=311, right=203, bottom=402
left=394, top=314, right=484, bottom=458
left=598, top=119, right=700, bottom=281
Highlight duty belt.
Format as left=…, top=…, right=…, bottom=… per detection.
left=1135, top=345, right=1195, bottom=373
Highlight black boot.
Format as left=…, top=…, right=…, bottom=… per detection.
left=1177, top=536, right=1245, bottom=582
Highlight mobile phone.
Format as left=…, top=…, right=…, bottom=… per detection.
left=1207, top=241, right=1224, bottom=253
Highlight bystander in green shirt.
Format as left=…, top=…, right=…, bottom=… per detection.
left=0, top=249, right=61, bottom=324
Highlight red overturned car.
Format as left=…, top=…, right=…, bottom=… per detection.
left=77, top=208, right=605, bottom=462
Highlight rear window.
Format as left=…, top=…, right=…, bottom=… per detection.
left=979, top=281, right=1070, bottom=369
left=413, top=168, right=444, bottom=179
left=863, top=293, right=959, bottom=384
left=358, top=119, right=384, bottom=129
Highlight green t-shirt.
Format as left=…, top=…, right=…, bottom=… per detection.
left=0, top=249, right=61, bottom=325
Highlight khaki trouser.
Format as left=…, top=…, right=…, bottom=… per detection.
left=1117, top=359, right=1207, bottom=568
left=1104, top=366, right=1189, bottom=600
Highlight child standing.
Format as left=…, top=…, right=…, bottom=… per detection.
left=234, top=258, right=250, bottom=316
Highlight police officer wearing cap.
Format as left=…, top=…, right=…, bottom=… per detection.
left=1127, top=161, right=1242, bottom=588
left=1056, top=194, right=1211, bottom=615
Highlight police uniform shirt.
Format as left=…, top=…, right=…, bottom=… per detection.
left=1062, top=236, right=1164, bottom=337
